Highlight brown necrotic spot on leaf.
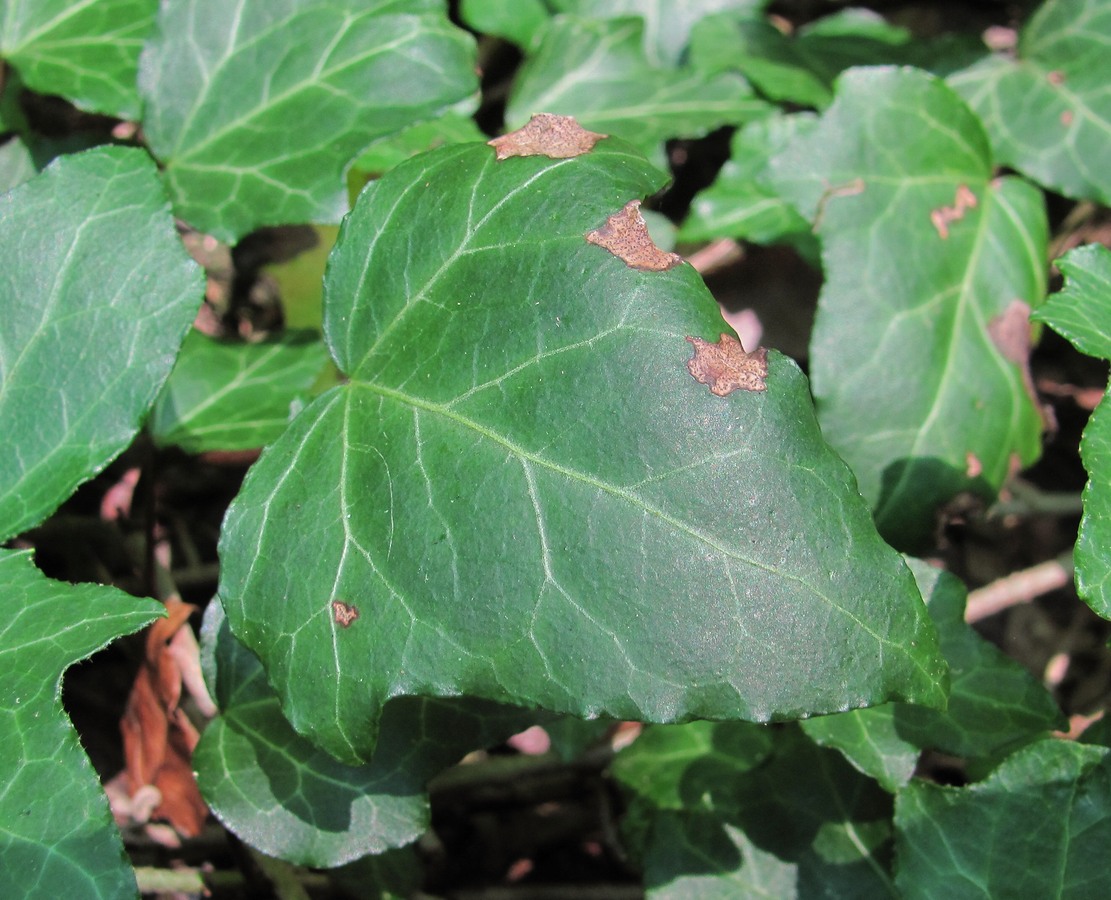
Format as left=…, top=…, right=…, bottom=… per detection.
left=585, top=200, right=683, bottom=272
left=930, top=184, right=978, bottom=239
left=989, top=300, right=1051, bottom=428
left=488, top=113, right=607, bottom=160
left=685, top=333, right=768, bottom=395
left=332, top=600, right=359, bottom=628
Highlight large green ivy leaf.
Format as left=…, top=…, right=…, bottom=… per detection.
left=620, top=725, right=898, bottom=897
left=139, top=0, right=478, bottom=243
left=948, top=0, right=1111, bottom=205
left=194, top=600, right=536, bottom=866
left=505, top=17, right=768, bottom=159
left=1032, top=244, right=1111, bottom=618
left=218, top=126, right=946, bottom=766
left=0, top=0, right=154, bottom=119
left=895, top=739, right=1111, bottom=898
left=0, top=549, right=164, bottom=899
left=149, top=329, right=328, bottom=454
left=0, top=146, right=202, bottom=542
left=769, top=66, right=1048, bottom=551
left=803, top=558, right=1064, bottom=790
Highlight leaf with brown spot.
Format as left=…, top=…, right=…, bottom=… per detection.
left=686, top=334, right=768, bottom=395
left=332, top=600, right=359, bottom=628
left=585, top=200, right=683, bottom=272
left=488, top=113, right=607, bottom=160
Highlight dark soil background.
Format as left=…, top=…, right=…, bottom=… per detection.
left=7, top=0, right=1111, bottom=896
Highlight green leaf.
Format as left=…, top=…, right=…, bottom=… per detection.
left=0, top=145, right=202, bottom=542
left=218, top=130, right=946, bottom=765
left=0, top=549, right=164, bottom=899
left=354, top=111, right=487, bottom=177
left=149, top=329, right=328, bottom=454
left=948, top=0, right=1111, bottom=205
left=139, top=0, right=478, bottom=243
left=463, top=0, right=763, bottom=64
left=612, top=721, right=774, bottom=812
left=0, top=136, right=36, bottom=193
left=804, top=559, right=1064, bottom=788
left=691, top=8, right=982, bottom=109
left=1032, top=243, right=1111, bottom=617
left=623, top=725, right=899, bottom=897
left=194, top=600, right=536, bottom=866
left=505, top=17, right=769, bottom=160
left=895, top=740, right=1111, bottom=899
left=769, top=66, right=1048, bottom=551
left=678, top=112, right=819, bottom=263
left=0, top=0, right=154, bottom=118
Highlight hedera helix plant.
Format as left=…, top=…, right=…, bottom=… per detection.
left=1, top=0, right=1110, bottom=896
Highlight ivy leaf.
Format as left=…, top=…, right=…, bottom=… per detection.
left=194, top=601, right=536, bottom=866
left=0, top=146, right=202, bottom=542
left=354, top=111, right=487, bottom=178
left=895, top=740, right=1111, bottom=898
left=769, top=66, right=1048, bottom=552
left=505, top=17, right=769, bottom=159
left=0, top=0, right=154, bottom=119
left=1032, top=244, right=1111, bottom=618
left=803, top=558, right=1064, bottom=790
left=218, top=121, right=946, bottom=765
left=0, top=136, right=36, bottom=193
left=620, top=725, right=898, bottom=897
left=149, top=329, right=328, bottom=454
left=948, top=0, right=1111, bottom=205
left=0, top=549, right=164, bottom=899
left=677, top=112, right=819, bottom=263
left=139, top=0, right=478, bottom=243
left=462, top=0, right=763, bottom=64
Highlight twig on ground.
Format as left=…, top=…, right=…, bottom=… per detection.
left=965, top=553, right=1074, bottom=623
left=686, top=238, right=743, bottom=275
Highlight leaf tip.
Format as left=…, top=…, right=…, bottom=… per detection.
left=685, top=334, right=768, bottom=395
left=488, top=113, right=607, bottom=160
left=585, top=200, right=683, bottom=272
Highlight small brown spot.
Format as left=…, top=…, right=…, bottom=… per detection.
left=585, top=200, right=682, bottom=272
left=989, top=300, right=1051, bottom=428
left=1047, top=70, right=1066, bottom=86
left=488, top=113, right=607, bottom=160
left=685, top=334, right=768, bottom=395
left=929, top=183, right=978, bottom=239
left=331, top=601, right=359, bottom=628
left=1061, top=109, right=1074, bottom=126
left=965, top=452, right=983, bottom=478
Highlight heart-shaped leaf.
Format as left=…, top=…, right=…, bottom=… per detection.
left=1032, top=243, right=1111, bottom=618
left=769, top=66, right=1048, bottom=551
left=0, top=145, right=202, bottom=542
left=218, top=121, right=946, bottom=766
left=948, top=0, right=1111, bottom=204
left=0, top=549, right=164, bottom=899
left=0, top=0, right=154, bottom=118
left=139, top=0, right=478, bottom=242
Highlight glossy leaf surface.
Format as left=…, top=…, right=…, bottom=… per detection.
left=1033, top=243, right=1111, bottom=617
left=949, top=0, right=1111, bottom=204
left=194, top=601, right=536, bottom=866
left=139, top=0, right=477, bottom=242
left=770, top=67, right=1047, bottom=551
left=219, top=130, right=946, bottom=765
left=895, top=740, right=1111, bottom=898
left=0, top=146, right=202, bottom=542
left=150, top=330, right=328, bottom=454
left=0, top=549, right=163, bottom=899
left=0, top=0, right=154, bottom=118
left=506, top=17, right=768, bottom=158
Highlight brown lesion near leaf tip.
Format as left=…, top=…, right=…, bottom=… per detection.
left=488, top=113, right=607, bottom=160
left=686, top=333, right=768, bottom=395
left=585, top=200, right=683, bottom=272
left=331, top=600, right=359, bottom=628
left=930, top=184, right=978, bottom=239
